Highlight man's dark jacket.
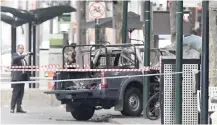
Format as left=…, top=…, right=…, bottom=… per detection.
left=11, top=53, right=30, bottom=81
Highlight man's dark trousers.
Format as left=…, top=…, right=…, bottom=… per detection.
left=11, top=74, right=27, bottom=110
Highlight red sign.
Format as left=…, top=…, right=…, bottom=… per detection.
left=89, top=2, right=105, bottom=18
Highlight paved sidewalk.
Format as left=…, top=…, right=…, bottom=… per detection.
left=1, top=104, right=161, bottom=124
left=1, top=106, right=118, bottom=124
left=109, top=116, right=161, bottom=124
left=0, top=89, right=61, bottom=107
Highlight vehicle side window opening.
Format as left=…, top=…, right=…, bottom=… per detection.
left=119, top=53, right=138, bottom=68
left=92, top=49, right=102, bottom=65
left=89, top=47, right=122, bottom=68
left=135, top=48, right=143, bottom=68
left=86, top=47, right=142, bottom=69
left=113, top=54, right=120, bottom=67
left=64, top=46, right=76, bottom=68
left=81, top=52, right=91, bottom=68
left=96, top=55, right=116, bottom=68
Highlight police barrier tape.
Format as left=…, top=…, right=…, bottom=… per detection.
left=1, top=71, right=183, bottom=84
left=0, top=64, right=83, bottom=69
left=0, top=64, right=158, bottom=69
left=3, top=66, right=160, bottom=72
left=1, top=77, right=52, bottom=80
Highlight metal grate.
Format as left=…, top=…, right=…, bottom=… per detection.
left=163, top=64, right=199, bottom=124
left=182, top=64, right=198, bottom=125
left=164, top=64, right=176, bottom=124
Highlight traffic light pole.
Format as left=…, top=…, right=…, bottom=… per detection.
left=143, top=0, right=151, bottom=119
left=200, top=1, right=209, bottom=124
left=175, top=1, right=183, bottom=124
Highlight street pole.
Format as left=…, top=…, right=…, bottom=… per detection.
left=121, top=1, right=128, bottom=44
left=175, top=1, right=183, bottom=124
left=32, top=25, right=36, bottom=88
left=143, top=0, right=151, bottom=119
left=95, top=19, right=100, bottom=45
left=28, top=23, right=32, bottom=89
left=11, top=27, right=17, bottom=54
left=11, top=27, right=16, bottom=88
left=28, top=23, right=32, bottom=65
left=25, top=0, right=29, bottom=55
left=200, top=1, right=209, bottom=124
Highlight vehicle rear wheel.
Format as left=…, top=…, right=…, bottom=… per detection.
left=71, top=105, right=95, bottom=121
left=121, top=88, right=143, bottom=116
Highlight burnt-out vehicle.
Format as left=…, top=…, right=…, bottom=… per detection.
left=44, top=44, right=167, bottom=121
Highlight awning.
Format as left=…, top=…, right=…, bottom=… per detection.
left=1, top=5, right=76, bottom=26
left=1, top=6, right=35, bottom=22
left=1, top=13, right=27, bottom=27
left=31, top=5, right=76, bottom=24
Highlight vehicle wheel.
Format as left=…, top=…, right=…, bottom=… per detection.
left=121, top=88, right=143, bottom=116
left=145, top=92, right=160, bottom=120
left=71, top=105, right=95, bottom=121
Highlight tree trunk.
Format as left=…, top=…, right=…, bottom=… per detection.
left=114, top=2, right=123, bottom=44
left=209, top=6, right=217, bottom=87
left=99, top=1, right=108, bottom=42
left=76, top=1, right=86, bottom=65
left=169, top=1, right=177, bottom=44
left=80, top=1, right=86, bottom=45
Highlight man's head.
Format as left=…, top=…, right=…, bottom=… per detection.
left=16, top=44, right=24, bottom=54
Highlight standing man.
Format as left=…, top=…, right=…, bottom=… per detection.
left=10, top=44, right=31, bottom=113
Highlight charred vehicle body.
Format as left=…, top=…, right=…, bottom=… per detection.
left=44, top=44, right=171, bottom=121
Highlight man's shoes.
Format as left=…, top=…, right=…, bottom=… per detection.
left=10, top=109, right=14, bottom=113
left=16, top=109, right=27, bottom=113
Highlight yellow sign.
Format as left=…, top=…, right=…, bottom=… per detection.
left=73, top=24, right=77, bottom=29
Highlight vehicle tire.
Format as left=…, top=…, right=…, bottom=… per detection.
left=145, top=92, right=160, bottom=120
left=71, top=105, right=95, bottom=121
left=121, top=88, right=143, bottom=116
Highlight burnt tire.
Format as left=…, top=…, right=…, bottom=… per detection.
left=71, top=105, right=95, bottom=121
left=145, top=92, right=160, bottom=120
left=121, top=88, right=143, bottom=116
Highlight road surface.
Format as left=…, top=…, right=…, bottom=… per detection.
left=0, top=106, right=120, bottom=124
